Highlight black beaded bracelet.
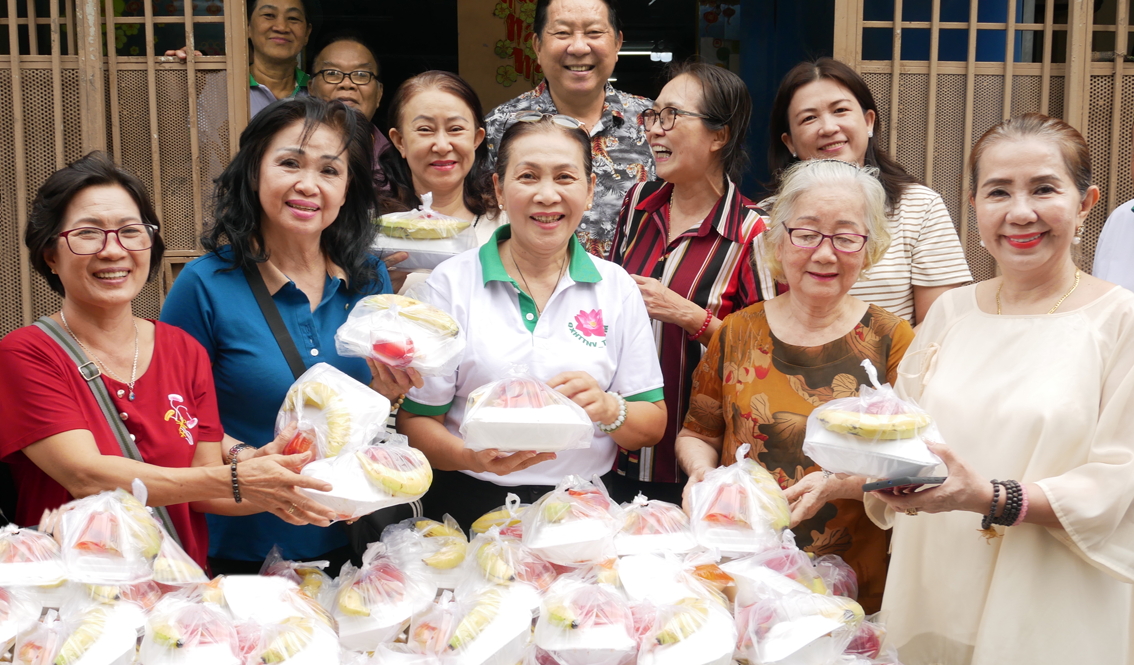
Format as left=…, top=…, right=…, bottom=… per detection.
left=231, top=456, right=242, bottom=504
left=981, top=480, right=1001, bottom=531
left=995, top=480, right=1023, bottom=526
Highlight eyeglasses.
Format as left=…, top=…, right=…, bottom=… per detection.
left=641, top=106, right=711, bottom=131
left=513, top=111, right=586, bottom=131
left=313, top=69, right=377, bottom=85
left=785, top=227, right=868, bottom=253
left=57, top=224, right=157, bottom=255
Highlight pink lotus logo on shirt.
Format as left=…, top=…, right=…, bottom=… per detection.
left=573, top=309, right=606, bottom=337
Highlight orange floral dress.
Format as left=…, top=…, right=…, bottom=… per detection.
left=684, top=301, right=914, bottom=612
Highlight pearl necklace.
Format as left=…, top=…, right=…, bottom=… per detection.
left=996, top=269, right=1081, bottom=315
left=60, top=311, right=139, bottom=401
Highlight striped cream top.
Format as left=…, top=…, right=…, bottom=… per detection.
left=760, top=183, right=972, bottom=323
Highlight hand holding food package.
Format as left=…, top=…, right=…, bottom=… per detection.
left=335, top=293, right=464, bottom=377
left=521, top=475, right=620, bottom=566
left=803, top=359, right=943, bottom=479
left=460, top=368, right=594, bottom=453
left=373, top=193, right=479, bottom=271
left=688, top=443, right=791, bottom=557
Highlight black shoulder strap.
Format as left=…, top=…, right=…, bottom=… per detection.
left=243, top=265, right=307, bottom=380
left=33, top=316, right=183, bottom=547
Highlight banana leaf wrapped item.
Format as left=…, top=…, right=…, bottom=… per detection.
left=613, top=494, right=696, bottom=557
left=521, top=475, right=620, bottom=566
left=533, top=578, right=636, bottom=665
left=373, top=193, right=479, bottom=271
left=335, top=294, right=465, bottom=377
left=0, top=525, right=66, bottom=587
left=382, top=514, right=470, bottom=591
left=332, top=542, right=436, bottom=652
left=689, top=444, right=792, bottom=557
left=139, top=596, right=242, bottom=665
left=58, top=483, right=166, bottom=585
left=803, top=359, right=942, bottom=479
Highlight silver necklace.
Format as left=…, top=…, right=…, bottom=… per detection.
left=60, top=310, right=139, bottom=401
left=510, top=246, right=567, bottom=316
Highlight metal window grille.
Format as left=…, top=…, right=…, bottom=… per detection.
left=835, top=0, right=1134, bottom=282
left=0, top=0, right=248, bottom=336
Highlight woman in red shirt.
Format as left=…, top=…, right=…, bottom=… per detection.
left=0, top=152, right=336, bottom=568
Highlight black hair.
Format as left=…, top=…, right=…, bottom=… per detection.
left=533, top=0, right=622, bottom=36
left=666, top=60, right=752, bottom=183
left=494, top=115, right=593, bottom=180
left=307, top=28, right=380, bottom=79
left=26, top=151, right=165, bottom=297
left=378, top=70, right=494, bottom=217
left=205, top=96, right=378, bottom=291
left=768, top=57, right=920, bottom=209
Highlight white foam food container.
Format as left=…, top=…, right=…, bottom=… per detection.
left=802, top=421, right=943, bottom=479
left=461, top=406, right=594, bottom=453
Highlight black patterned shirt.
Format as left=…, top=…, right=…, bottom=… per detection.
left=485, top=81, right=656, bottom=257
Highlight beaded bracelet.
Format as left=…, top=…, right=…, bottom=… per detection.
left=598, top=392, right=627, bottom=433
left=980, top=480, right=1001, bottom=531
left=391, top=394, right=406, bottom=414
left=231, top=456, right=242, bottom=504
left=1012, top=484, right=1030, bottom=526
left=227, top=442, right=253, bottom=464
left=996, top=480, right=1023, bottom=527
left=688, top=308, right=713, bottom=341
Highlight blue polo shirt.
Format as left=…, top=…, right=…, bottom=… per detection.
left=160, top=246, right=391, bottom=561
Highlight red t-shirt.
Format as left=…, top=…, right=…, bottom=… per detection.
left=0, top=321, right=223, bottom=568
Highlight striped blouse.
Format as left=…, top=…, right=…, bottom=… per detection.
left=608, top=179, right=776, bottom=484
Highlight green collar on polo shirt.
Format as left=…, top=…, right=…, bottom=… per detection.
left=479, top=224, right=601, bottom=286
left=249, top=68, right=311, bottom=92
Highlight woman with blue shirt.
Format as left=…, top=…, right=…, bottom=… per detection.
left=162, top=98, right=412, bottom=575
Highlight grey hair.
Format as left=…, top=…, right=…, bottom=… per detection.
left=761, top=159, right=891, bottom=283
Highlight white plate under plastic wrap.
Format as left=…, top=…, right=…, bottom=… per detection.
left=802, top=422, right=943, bottom=479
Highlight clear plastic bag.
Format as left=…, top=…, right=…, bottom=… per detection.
left=533, top=579, right=636, bottom=665
left=276, top=362, right=391, bottom=462
left=470, top=494, right=527, bottom=538
left=83, top=580, right=162, bottom=610
left=381, top=514, right=470, bottom=590
left=462, top=526, right=557, bottom=594
left=259, top=546, right=333, bottom=603
left=522, top=475, right=620, bottom=566
left=409, top=587, right=534, bottom=665
left=460, top=368, right=594, bottom=453
left=613, top=494, right=697, bottom=557
left=335, top=293, right=465, bottom=377
left=747, top=546, right=828, bottom=596
left=239, top=615, right=340, bottom=665
left=689, top=444, right=792, bottom=556
left=1, top=586, right=41, bottom=656
left=299, top=432, right=433, bottom=521
left=152, top=530, right=208, bottom=587
left=844, top=614, right=887, bottom=661
left=633, top=596, right=736, bottom=665
left=14, top=610, right=65, bottom=665
left=736, top=592, right=865, bottom=665
left=0, top=525, right=66, bottom=587
left=815, top=555, right=859, bottom=600
left=50, top=601, right=145, bottom=665
left=333, top=542, right=436, bottom=652
left=803, top=359, right=943, bottom=479
left=59, top=483, right=165, bottom=585
left=139, top=596, right=242, bottom=665
left=373, top=193, right=479, bottom=271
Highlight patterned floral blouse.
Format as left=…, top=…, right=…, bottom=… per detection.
left=684, top=301, right=914, bottom=612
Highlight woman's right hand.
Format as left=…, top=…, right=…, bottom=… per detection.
left=234, top=452, right=339, bottom=526
left=464, top=448, right=557, bottom=476
left=368, top=358, right=424, bottom=403
left=681, top=465, right=710, bottom=516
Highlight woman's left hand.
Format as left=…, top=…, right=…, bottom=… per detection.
left=631, top=275, right=702, bottom=329
left=869, top=442, right=990, bottom=515
left=368, top=358, right=424, bottom=403
left=548, top=371, right=619, bottom=425
left=783, top=471, right=866, bottom=527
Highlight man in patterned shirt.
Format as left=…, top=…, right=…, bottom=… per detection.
left=485, top=0, right=655, bottom=257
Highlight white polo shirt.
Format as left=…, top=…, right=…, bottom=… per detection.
left=403, top=225, right=665, bottom=486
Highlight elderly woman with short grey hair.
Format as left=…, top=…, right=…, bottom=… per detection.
left=675, top=159, right=911, bottom=613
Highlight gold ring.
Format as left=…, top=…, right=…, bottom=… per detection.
left=287, top=504, right=297, bottom=515
left=905, top=508, right=919, bottom=516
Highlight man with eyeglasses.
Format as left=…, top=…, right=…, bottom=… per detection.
left=307, top=31, right=390, bottom=191
left=484, top=0, right=655, bottom=258
left=1093, top=121, right=1134, bottom=290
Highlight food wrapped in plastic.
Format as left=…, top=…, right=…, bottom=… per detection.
left=335, top=293, right=465, bottom=376
left=613, top=494, right=696, bottom=556
left=634, top=596, right=736, bottom=665
left=59, top=483, right=165, bottom=585
left=333, top=542, right=436, bottom=652
left=533, top=579, right=636, bottom=665
left=688, top=443, right=791, bottom=556
left=814, top=555, right=859, bottom=600
left=153, top=531, right=208, bottom=587
left=844, top=615, right=887, bottom=660
left=275, top=363, right=391, bottom=462
left=49, top=601, right=145, bottom=665
left=14, top=610, right=65, bottom=665
left=259, top=546, right=332, bottom=602
left=522, top=475, right=620, bottom=566
left=460, top=370, right=594, bottom=453
left=470, top=494, right=527, bottom=538
left=238, top=615, right=340, bottom=665
left=1, top=586, right=41, bottom=656
left=409, top=587, right=534, bottom=665
left=462, top=526, right=557, bottom=594
left=83, top=580, right=162, bottom=610
left=0, top=525, right=66, bottom=587
left=139, top=596, right=242, bottom=665
left=299, top=433, right=433, bottom=521
left=746, top=546, right=828, bottom=595
left=373, top=193, right=479, bottom=271
left=382, top=515, right=470, bottom=590
left=735, top=592, right=864, bottom=665
left=803, top=359, right=943, bottom=479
